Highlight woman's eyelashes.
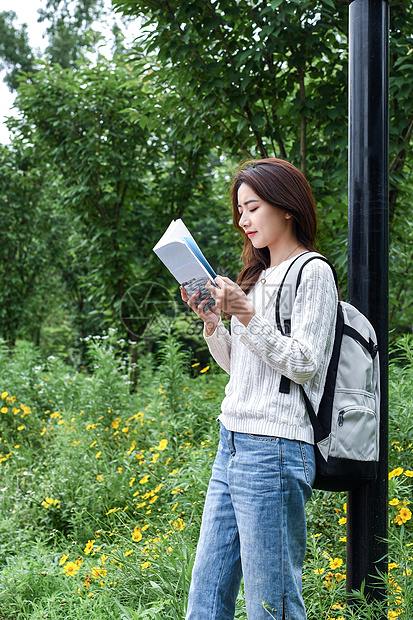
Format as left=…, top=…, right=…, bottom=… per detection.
left=239, top=207, right=258, bottom=217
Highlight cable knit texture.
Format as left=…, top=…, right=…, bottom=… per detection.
left=204, top=255, right=338, bottom=444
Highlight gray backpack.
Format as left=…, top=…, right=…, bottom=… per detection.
left=276, top=252, right=380, bottom=491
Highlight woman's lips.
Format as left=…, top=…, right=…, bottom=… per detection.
left=246, top=231, right=257, bottom=238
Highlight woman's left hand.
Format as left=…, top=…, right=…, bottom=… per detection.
left=205, top=276, right=256, bottom=326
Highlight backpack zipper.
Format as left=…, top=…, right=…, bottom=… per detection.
left=338, top=410, right=345, bottom=427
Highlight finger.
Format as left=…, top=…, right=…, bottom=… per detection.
left=205, top=283, right=218, bottom=300
left=213, top=276, right=226, bottom=288
left=214, top=275, right=234, bottom=288
left=198, top=296, right=216, bottom=313
left=186, top=291, right=201, bottom=311
left=180, top=285, right=189, bottom=302
left=217, top=275, right=234, bottom=285
left=205, top=278, right=219, bottom=292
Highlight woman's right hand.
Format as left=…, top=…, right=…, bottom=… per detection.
left=180, top=286, right=220, bottom=336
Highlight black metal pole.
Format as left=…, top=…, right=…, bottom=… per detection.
left=347, top=0, right=389, bottom=608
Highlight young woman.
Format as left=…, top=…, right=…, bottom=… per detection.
left=180, top=158, right=338, bottom=620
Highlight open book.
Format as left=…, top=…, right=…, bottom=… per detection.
left=153, top=219, right=218, bottom=311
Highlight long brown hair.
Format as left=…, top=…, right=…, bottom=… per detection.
left=232, top=158, right=318, bottom=293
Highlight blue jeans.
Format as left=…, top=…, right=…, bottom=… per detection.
left=186, top=422, right=315, bottom=620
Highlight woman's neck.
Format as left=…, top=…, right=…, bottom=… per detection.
left=268, top=241, right=304, bottom=267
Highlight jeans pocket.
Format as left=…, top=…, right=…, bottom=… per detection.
left=246, top=433, right=279, bottom=443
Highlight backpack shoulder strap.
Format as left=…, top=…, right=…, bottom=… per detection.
left=276, top=252, right=338, bottom=395
left=275, top=252, right=337, bottom=335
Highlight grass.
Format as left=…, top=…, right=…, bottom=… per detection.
left=0, top=329, right=412, bottom=619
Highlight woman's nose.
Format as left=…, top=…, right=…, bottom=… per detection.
left=240, top=212, right=249, bottom=227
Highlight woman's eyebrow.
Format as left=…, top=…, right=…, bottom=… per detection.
left=237, top=199, right=260, bottom=208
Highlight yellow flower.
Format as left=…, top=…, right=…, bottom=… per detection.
left=125, top=549, right=134, bottom=557
left=404, top=470, right=413, bottom=477
left=329, top=558, right=343, bottom=570
left=338, top=517, right=347, bottom=525
left=17, top=425, right=25, bottom=431
left=40, top=427, right=46, bottom=436
left=388, top=563, right=399, bottom=570
left=394, top=506, right=412, bottom=525
left=155, top=439, right=168, bottom=451
left=139, top=475, right=150, bottom=484
left=388, top=610, right=402, bottom=619
left=132, top=526, right=143, bottom=542
left=95, top=451, right=102, bottom=458
left=389, top=467, right=404, bottom=480
left=389, top=498, right=399, bottom=506
left=314, top=568, right=325, bottom=574
left=200, top=365, right=210, bottom=373
left=1, top=407, right=8, bottom=414
left=111, top=417, right=121, bottom=429
left=126, top=440, right=136, bottom=456
left=92, top=567, right=107, bottom=579
left=335, top=572, right=346, bottom=582
left=42, top=497, right=60, bottom=509
left=173, top=517, right=185, bottom=531
left=84, top=540, right=95, bottom=555
left=63, top=561, right=80, bottom=576
left=59, top=553, right=69, bottom=566
left=1, top=391, right=8, bottom=399
left=141, top=561, right=151, bottom=570
left=106, top=507, right=119, bottom=515
left=151, top=453, right=160, bottom=463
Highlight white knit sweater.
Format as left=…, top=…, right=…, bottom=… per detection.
left=204, top=254, right=338, bottom=444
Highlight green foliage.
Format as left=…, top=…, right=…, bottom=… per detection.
left=0, top=333, right=412, bottom=618
left=9, top=53, right=219, bottom=346
left=2, top=0, right=413, bottom=357
left=38, top=0, right=106, bottom=69
left=0, top=11, right=36, bottom=90
left=0, top=142, right=68, bottom=345
left=112, top=0, right=413, bottom=328
left=114, top=0, right=349, bottom=177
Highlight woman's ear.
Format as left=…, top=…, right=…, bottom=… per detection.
left=284, top=212, right=292, bottom=220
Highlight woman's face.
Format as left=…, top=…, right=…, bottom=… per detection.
left=236, top=183, right=294, bottom=253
